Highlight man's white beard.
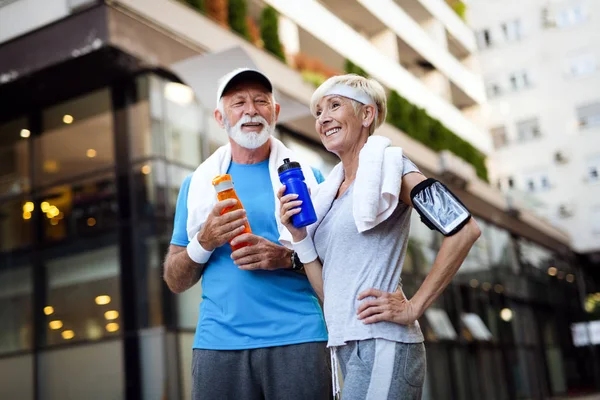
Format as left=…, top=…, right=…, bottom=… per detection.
left=225, top=114, right=274, bottom=150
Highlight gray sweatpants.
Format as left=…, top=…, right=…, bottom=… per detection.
left=191, top=341, right=331, bottom=400
left=336, top=339, right=426, bottom=400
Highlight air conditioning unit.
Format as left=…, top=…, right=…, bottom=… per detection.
left=558, top=203, right=575, bottom=218
left=554, top=150, right=570, bottom=164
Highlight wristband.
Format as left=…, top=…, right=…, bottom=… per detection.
left=292, top=236, right=318, bottom=263
left=187, top=237, right=213, bottom=264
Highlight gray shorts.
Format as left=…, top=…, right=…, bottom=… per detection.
left=336, top=339, right=426, bottom=400
left=191, top=341, right=331, bottom=400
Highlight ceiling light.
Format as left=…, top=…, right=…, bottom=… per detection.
left=494, top=284, right=504, bottom=294
left=86, top=149, right=97, bottom=158
left=41, top=202, right=50, bottom=212
left=22, top=202, right=34, bottom=213
left=20, top=129, right=31, bottom=138
left=141, top=165, right=151, bottom=175
left=106, top=322, right=119, bottom=333
left=95, top=295, right=111, bottom=305
left=469, top=279, right=479, bottom=288
left=44, top=306, right=54, bottom=315
left=104, top=310, right=119, bottom=320
left=62, top=330, right=75, bottom=340
left=63, top=115, right=74, bottom=124
left=87, top=217, right=96, bottom=227
left=43, top=160, right=59, bottom=173
left=49, top=320, right=63, bottom=330
left=481, top=282, right=492, bottom=291
left=164, top=82, right=194, bottom=105
left=547, top=267, right=557, bottom=276
left=22, top=211, right=32, bottom=220
left=566, top=274, right=575, bottom=283
left=500, top=308, right=513, bottom=322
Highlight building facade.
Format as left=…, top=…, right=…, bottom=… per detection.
left=469, top=0, right=600, bottom=262
left=0, top=0, right=598, bottom=399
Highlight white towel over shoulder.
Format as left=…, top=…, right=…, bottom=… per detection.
left=186, top=137, right=319, bottom=242
left=280, top=135, right=404, bottom=247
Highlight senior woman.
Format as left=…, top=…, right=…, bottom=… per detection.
left=278, top=74, right=481, bottom=400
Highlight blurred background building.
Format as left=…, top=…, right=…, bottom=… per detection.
left=0, top=0, right=598, bottom=399
left=469, top=0, right=600, bottom=279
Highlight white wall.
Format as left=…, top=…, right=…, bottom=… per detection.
left=1, top=0, right=69, bottom=43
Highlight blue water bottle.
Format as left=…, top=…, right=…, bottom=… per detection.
left=278, top=158, right=318, bottom=228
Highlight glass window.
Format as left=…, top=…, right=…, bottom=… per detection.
left=522, top=170, right=551, bottom=193
left=0, top=354, right=33, bottom=400
left=476, top=29, right=492, bottom=49
left=577, top=101, right=600, bottom=129
left=131, top=75, right=204, bottom=168
left=486, top=79, right=502, bottom=98
left=556, top=4, right=586, bottom=28
left=483, top=222, right=518, bottom=271
left=586, top=154, right=600, bottom=182
left=518, top=238, right=553, bottom=270
left=40, top=173, right=118, bottom=244
left=42, top=244, right=121, bottom=346
left=35, top=89, right=114, bottom=188
left=0, top=117, right=30, bottom=198
left=0, top=257, right=32, bottom=354
left=491, top=126, right=508, bottom=149
left=565, top=52, right=597, bottom=78
left=591, top=206, right=600, bottom=235
left=516, top=118, right=541, bottom=142
left=509, top=70, right=531, bottom=91
left=0, top=197, right=34, bottom=252
left=501, top=20, right=522, bottom=42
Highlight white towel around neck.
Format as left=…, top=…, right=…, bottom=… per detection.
left=186, top=136, right=319, bottom=242
left=279, top=135, right=404, bottom=247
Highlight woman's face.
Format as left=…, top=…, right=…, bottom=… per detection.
left=314, top=95, right=365, bottom=156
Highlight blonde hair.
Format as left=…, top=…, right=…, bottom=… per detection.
left=310, top=74, right=387, bottom=135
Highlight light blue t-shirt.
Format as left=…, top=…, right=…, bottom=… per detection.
left=171, top=160, right=327, bottom=350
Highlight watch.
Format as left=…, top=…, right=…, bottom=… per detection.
left=291, top=251, right=304, bottom=271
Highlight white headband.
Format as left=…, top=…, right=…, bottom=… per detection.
left=323, top=84, right=376, bottom=107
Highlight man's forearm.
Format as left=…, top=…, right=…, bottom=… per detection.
left=411, top=219, right=481, bottom=315
left=163, top=245, right=205, bottom=294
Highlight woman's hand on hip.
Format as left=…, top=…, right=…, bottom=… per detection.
left=356, top=287, right=421, bottom=326
left=277, top=185, right=307, bottom=242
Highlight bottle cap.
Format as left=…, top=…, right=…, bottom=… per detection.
left=212, top=174, right=234, bottom=192
left=277, top=158, right=301, bottom=174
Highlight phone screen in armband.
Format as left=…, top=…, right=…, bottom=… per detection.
left=412, top=180, right=471, bottom=236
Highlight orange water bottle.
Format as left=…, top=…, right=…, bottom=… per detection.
left=212, top=174, right=252, bottom=251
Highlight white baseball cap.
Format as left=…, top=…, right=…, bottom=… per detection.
left=216, top=68, right=273, bottom=106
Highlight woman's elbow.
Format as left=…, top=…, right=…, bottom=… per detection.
left=466, top=217, right=481, bottom=243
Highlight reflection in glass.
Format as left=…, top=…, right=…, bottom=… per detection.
left=0, top=197, right=33, bottom=252
left=41, top=175, right=117, bottom=243
left=35, top=89, right=114, bottom=188
left=43, top=245, right=121, bottom=346
left=0, top=117, right=30, bottom=198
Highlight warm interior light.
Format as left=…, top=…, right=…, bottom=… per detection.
left=63, top=114, right=74, bottom=124
left=49, top=320, right=63, bottom=330
left=141, top=165, right=151, bottom=175
left=548, top=267, right=558, bottom=276
left=86, top=149, right=97, bottom=158
left=87, top=217, right=96, bottom=227
left=22, top=202, right=34, bottom=213
left=46, top=205, right=60, bottom=219
left=22, top=211, right=32, bottom=220
left=500, top=308, right=513, bottom=322
left=494, top=284, right=504, bottom=294
left=41, top=202, right=50, bottom=212
left=164, top=82, right=194, bottom=105
left=469, top=279, right=479, bottom=288
left=62, top=330, right=75, bottom=340
left=95, top=295, right=111, bottom=305
left=43, top=160, right=59, bottom=173
left=20, top=129, right=31, bottom=138
left=44, top=306, right=54, bottom=316
left=104, top=310, right=119, bottom=320
left=566, top=274, right=575, bottom=283
left=106, top=322, right=119, bottom=333
left=481, top=282, right=492, bottom=291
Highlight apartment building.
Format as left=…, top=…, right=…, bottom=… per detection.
left=0, top=0, right=596, bottom=399
left=470, top=0, right=600, bottom=262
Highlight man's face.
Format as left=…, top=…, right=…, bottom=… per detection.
left=215, top=81, right=280, bottom=149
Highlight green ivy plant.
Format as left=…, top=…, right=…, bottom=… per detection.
left=387, top=90, right=488, bottom=181
left=260, top=6, right=286, bottom=62
left=228, top=0, right=250, bottom=40
left=182, top=0, right=205, bottom=13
